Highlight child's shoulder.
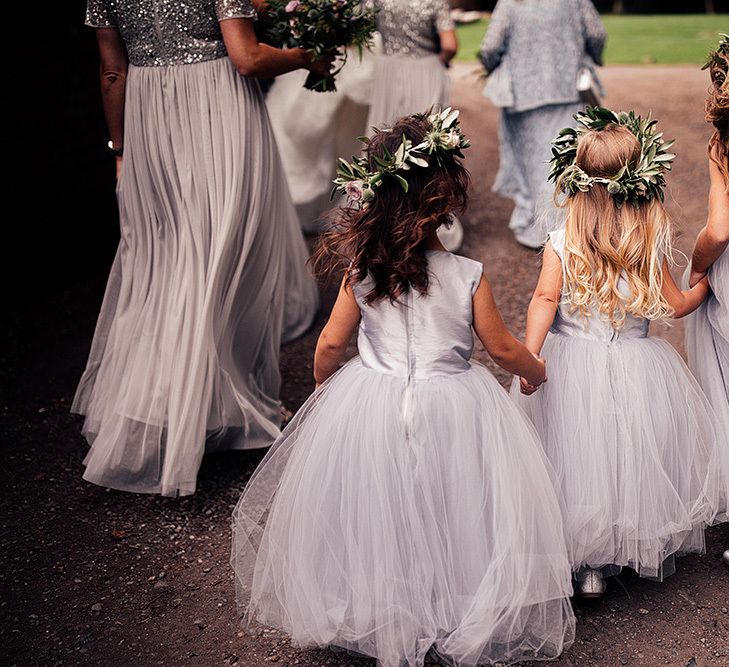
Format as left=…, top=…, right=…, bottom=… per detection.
left=428, top=251, right=483, bottom=293
left=546, top=228, right=566, bottom=257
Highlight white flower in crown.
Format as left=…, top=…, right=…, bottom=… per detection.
left=443, top=130, right=461, bottom=150
left=344, top=180, right=365, bottom=202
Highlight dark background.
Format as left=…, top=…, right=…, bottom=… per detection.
left=4, top=0, right=728, bottom=312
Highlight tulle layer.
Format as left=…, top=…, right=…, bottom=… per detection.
left=512, top=333, right=721, bottom=579
left=73, top=57, right=318, bottom=497
left=232, top=359, right=576, bottom=667
left=366, top=54, right=451, bottom=128
left=684, top=254, right=729, bottom=523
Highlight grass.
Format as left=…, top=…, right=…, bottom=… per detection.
left=455, top=14, right=727, bottom=64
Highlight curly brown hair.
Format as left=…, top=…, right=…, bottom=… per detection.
left=313, top=112, right=469, bottom=304
left=706, top=45, right=729, bottom=188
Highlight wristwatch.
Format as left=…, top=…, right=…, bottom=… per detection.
left=107, top=140, right=123, bottom=157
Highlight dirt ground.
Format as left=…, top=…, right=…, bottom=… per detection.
left=2, top=66, right=728, bottom=667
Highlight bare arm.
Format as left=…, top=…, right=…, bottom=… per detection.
left=690, top=158, right=729, bottom=283
left=313, top=278, right=361, bottom=385
left=438, top=29, right=458, bottom=67
left=472, top=275, right=546, bottom=386
left=661, top=258, right=710, bottom=318
left=220, top=18, right=333, bottom=79
left=96, top=28, right=128, bottom=179
left=524, top=243, right=563, bottom=356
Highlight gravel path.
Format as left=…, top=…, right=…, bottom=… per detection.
left=2, top=66, right=727, bottom=667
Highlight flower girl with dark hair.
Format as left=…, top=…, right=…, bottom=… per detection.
left=512, top=108, right=723, bottom=597
left=685, top=35, right=729, bottom=534
left=232, top=110, right=576, bottom=666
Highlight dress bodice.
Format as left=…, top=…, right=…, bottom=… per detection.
left=353, top=252, right=482, bottom=378
left=85, top=0, right=255, bottom=67
left=374, top=0, right=454, bottom=57
left=548, top=229, right=650, bottom=341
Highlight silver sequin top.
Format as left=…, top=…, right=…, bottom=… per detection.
left=374, top=0, right=454, bottom=57
left=85, top=0, right=256, bottom=67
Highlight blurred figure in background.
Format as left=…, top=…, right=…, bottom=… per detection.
left=480, top=0, right=605, bottom=249
left=266, top=41, right=380, bottom=233
left=366, top=0, right=465, bottom=251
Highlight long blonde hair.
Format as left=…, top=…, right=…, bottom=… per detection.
left=558, top=124, right=674, bottom=328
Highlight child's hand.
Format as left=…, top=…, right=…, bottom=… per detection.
left=520, top=376, right=541, bottom=395
left=689, top=268, right=707, bottom=288
left=521, top=357, right=546, bottom=395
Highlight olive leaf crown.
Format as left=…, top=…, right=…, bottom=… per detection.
left=703, top=33, right=729, bottom=72
left=549, top=106, right=676, bottom=207
left=333, top=107, right=471, bottom=207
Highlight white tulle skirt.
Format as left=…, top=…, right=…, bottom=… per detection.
left=232, top=359, right=576, bottom=667
left=512, top=333, right=721, bottom=580
left=73, top=57, right=319, bottom=497
left=685, top=252, right=729, bottom=523
left=266, top=45, right=377, bottom=232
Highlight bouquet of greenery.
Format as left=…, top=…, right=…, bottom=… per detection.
left=256, top=0, right=377, bottom=92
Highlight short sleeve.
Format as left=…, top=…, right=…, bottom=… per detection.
left=470, top=261, right=484, bottom=296
left=85, top=0, right=115, bottom=28
left=434, top=0, right=455, bottom=32
left=216, top=0, right=257, bottom=21
left=546, top=229, right=566, bottom=259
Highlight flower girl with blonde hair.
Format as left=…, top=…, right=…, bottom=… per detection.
left=512, top=107, right=723, bottom=597
left=232, top=110, right=576, bottom=667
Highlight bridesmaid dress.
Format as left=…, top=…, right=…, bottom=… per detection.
left=685, top=249, right=729, bottom=523
left=366, top=0, right=464, bottom=251
left=73, top=0, right=319, bottom=496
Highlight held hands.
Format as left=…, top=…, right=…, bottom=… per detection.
left=520, top=357, right=547, bottom=396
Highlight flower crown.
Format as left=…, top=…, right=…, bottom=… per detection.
left=703, top=33, right=729, bottom=72
left=333, top=108, right=471, bottom=207
left=549, top=106, right=676, bottom=207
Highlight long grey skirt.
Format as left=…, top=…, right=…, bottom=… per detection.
left=72, top=57, right=319, bottom=497
left=494, top=102, right=582, bottom=247
left=685, top=250, right=729, bottom=523
left=365, top=53, right=463, bottom=251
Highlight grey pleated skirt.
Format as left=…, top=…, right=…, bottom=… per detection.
left=366, top=54, right=450, bottom=128
left=73, top=57, right=319, bottom=497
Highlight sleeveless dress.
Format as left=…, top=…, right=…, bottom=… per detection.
left=685, top=249, right=729, bottom=523
left=512, top=229, right=721, bottom=580
left=232, top=251, right=575, bottom=667
left=74, top=0, right=319, bottom=497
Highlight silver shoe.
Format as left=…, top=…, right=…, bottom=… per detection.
left=722, top=550, right=729, bottom=567
left=578, top=569, right=606, bottom=598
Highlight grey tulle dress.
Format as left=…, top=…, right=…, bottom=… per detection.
left=232, top=251, right=576, bottom=666
left=512, top=230, right=723, bottom=580
left=480, top=0, right=606, bottom=248
left=74, top=0, right=319, bottom=496
left=685, top=248, right=729, bottom=523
